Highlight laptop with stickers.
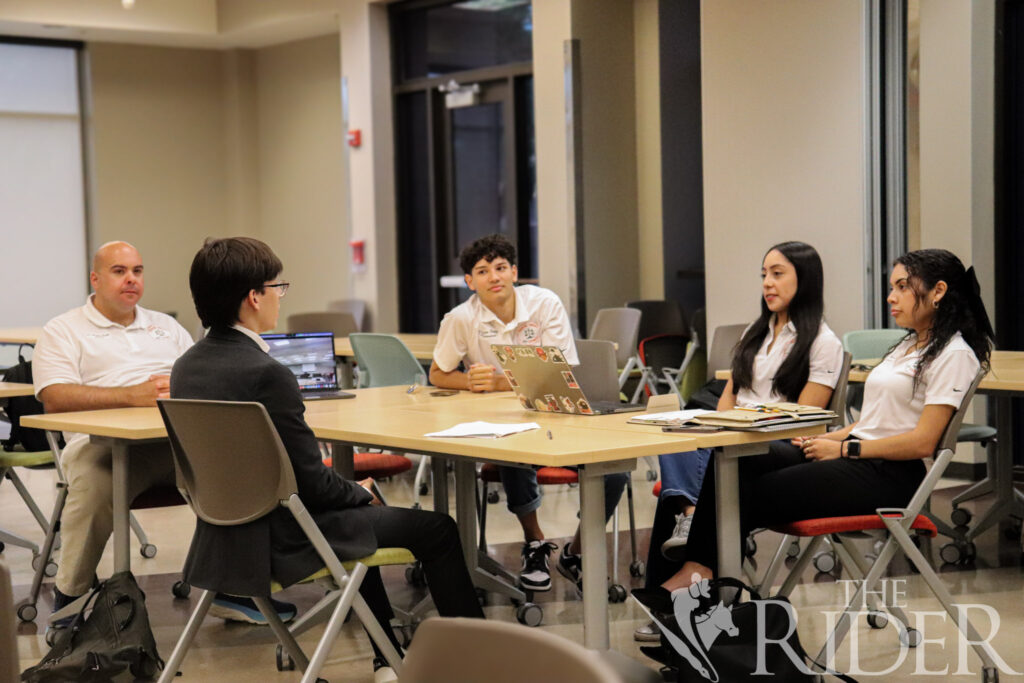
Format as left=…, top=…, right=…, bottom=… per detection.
left=490, top=343, right=645, bottom=415
left=262, top=331, right=355, bottom=400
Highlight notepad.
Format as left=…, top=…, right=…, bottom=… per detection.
left=628, top=409, right=714, bottom=426
left=425, top=421, right=541, bottom=438
left=694, top=403, right=836, bottom=430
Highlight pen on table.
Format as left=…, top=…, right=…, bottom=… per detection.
left=547, top=430, right=553, bottom=440
left=407, top=384, right=417, bottom=394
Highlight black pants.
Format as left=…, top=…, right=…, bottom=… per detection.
left=646, top=440, right=926, bottom=586
left=357, top=505, right=483, bottom=658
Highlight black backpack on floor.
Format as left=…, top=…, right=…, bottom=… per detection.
left=1, top=346, right=59, bottom=453
left=22, top=571, right=164, bottom=682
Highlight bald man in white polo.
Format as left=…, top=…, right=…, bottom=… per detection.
left=33, top=242, right=193, bottom=617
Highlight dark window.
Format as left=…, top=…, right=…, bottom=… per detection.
left=394, top=0, right=532, bottom=81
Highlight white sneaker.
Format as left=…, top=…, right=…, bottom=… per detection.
left=634, top=620, right=661, bottom=642
left=520, top=540, right=557, bottom=591
left=373, top=657, right=398, bottom=683
left=660, top=512, right=693, bottom=560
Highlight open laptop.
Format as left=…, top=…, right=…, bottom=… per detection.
left=490, top=343, right=645, bottom=415
left=262, top=331, right=355, bottom=400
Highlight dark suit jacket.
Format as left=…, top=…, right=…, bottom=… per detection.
left=170, top=327, right=376, bottom=596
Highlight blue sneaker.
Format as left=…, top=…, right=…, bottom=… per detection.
left=209, top=593, right=297, bottom=625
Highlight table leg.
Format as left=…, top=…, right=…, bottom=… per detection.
left=337, top=359, right=355, bottom=389
left=454, top=460, right=478, bottom=570
left=111, top=441, right=130, bottom=573
left=431, top=456, right=448, bottom=514
left=330, top=443, right=355, bottom=480
left=715, top=447, right=741, bottom=582
left=579, top=463, right=609, bottom=650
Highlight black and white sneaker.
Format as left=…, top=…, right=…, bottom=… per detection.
left=556, top=544, right=583, bottom=596
left=519, top=540, right=557, bottom=591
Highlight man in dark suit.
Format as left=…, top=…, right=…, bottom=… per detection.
left=170, top=237, right=483, bottom=677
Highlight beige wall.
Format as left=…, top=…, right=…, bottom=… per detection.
left=635, top=0, right=664, bottom=301
left=339, top=1, right=398, bottom=333
left=87, top=34, right=351, bottom=335
left=701, top=0, right=868, bottom=339
left=87, top=42, right=229, bottom=336
left=255, top=34, right=350, bottom=326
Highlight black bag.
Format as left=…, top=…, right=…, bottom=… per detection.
left=22, top=571, right=163, bottom=682
left=1, top=346, right=60, bottom=453
left=684, top=378, right=727, bottom=411
left=641, top=578, right=856, bottom=683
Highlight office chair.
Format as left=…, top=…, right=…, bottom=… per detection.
left=287, top=311, right=360, bottom=338
left=588, top=308, right=649, bottom=402
left=156, top=399, right=408, bottom=683
left=327, top=299, right=368, bottom=332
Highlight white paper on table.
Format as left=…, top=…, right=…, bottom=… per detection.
left=425, top=421, right=541, bottom=439
left=628, top=409, right=714, bottom=425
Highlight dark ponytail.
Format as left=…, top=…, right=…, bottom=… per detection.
left=893, top=249, right=994, bottom=384
left=731, top=242, right=826, bottom=402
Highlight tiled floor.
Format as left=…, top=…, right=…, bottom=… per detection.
left=5, top=457, right=1024, bottom=682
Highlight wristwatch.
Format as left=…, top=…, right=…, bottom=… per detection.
left=845, top=440, right=861, bottom=459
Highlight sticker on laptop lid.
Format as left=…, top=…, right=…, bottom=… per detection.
left=533, top=398, right=549, bottom=412
left=577, top=397, right=593, bottom=415
left=505, top=370, right=519, bottom=388
left=560, top=396, right=577, bottom=413
left=544, top=394, right=559, bottom=412
left=561, top=370, right=579, bottom=389
left=549, top=348, right=566, bottom=364
left=535, top=347, right=549, bottom=362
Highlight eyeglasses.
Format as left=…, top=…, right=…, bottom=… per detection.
left=264, top=282, right=290, bottom=297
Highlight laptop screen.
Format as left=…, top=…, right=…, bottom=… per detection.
left=261, top=331, right=339, bottom=392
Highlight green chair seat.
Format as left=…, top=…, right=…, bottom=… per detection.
left=0, top=450, right=53, bottom=469
left=270, top=547, right=416, bottom=593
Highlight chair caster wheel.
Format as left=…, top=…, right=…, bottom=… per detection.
left=786, top=540, right=801, bottom=559
left=608, top=584, right=627, bottom=603
left=476, top=587, right=488, bottom=606
left=866, top=611, right=887, bottom=629
left=17, top=603, right=37, bottom=622
left=276, top=644, right=296, bottom=671
left=140, top=543, right=157, bottom=559
left=646, top=470, right=658, bottom=482
left=813, top=551, right=837, bottom=574
left=405, top=563, right=427, bottom=587
left=172, top=581, right=191, bottom=599
left=940, top=541, right=975, bottom=565
left=486, top=490, right=500, bottom=504
left=629, top=560, right=646, bottom=578
left=743, top=536, right=757, bottom=558
left=983, top=666, right=999, bottom=682
left=516, top=602, right=543, bottom=627
left=419, top=483, right=429, bottom=496
left=31, top=555, right=58, bottom=577
left=900, top=627, right=922, bottom=648
left=950, top=507, right=972, bottom=527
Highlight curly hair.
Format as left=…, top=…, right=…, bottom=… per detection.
left=458, top=234, right=517, bottom=275
left=731, top=241, right=826, bottom=401
left=892, top=249, right=994, bottom=386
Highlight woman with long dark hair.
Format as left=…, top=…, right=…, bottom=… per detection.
left=634, top=248, right=993, bottom=614
left=635, top=242, right=844, bottom=641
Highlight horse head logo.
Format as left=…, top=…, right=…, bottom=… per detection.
left=633, top=575, right=738, bottom=682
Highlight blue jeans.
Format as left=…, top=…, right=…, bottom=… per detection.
left=657, top=448, right=712, bottom=505
left=498, top=466, right=628, bottom=523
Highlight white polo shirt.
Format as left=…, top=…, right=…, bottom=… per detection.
left=852, top=333, right=980, bottom=441
left=433, top=284, right=579, bottom=373
left=33, top=297, right=193, bottom=443
left=735, top=318, right=844, bottom=406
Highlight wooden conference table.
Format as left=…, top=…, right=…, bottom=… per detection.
left=23, top=386, right=825, bottom=650
left=0, top=328, right=43, bottom=345
left=0, top=382, right=35, bottom=398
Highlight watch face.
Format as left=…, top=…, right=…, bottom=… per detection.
left=848, top=440, right=861, bottom=457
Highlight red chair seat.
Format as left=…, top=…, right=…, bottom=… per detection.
left=652, top=481, right=662, bottom=497
left=322, top=453, right=413, bottom=479
left=772, top=514, right=937, bottom=538
left=479, top=463, right=578, bottom=485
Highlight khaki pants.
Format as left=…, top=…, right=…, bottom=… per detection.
left=56, top=438, right=175, bottom=596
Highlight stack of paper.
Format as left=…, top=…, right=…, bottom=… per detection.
left=628, top=409, right=713, bottom=427
left=425, top=421, right=541, bottom=439
left=695, top=403, right=836, bottom=430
